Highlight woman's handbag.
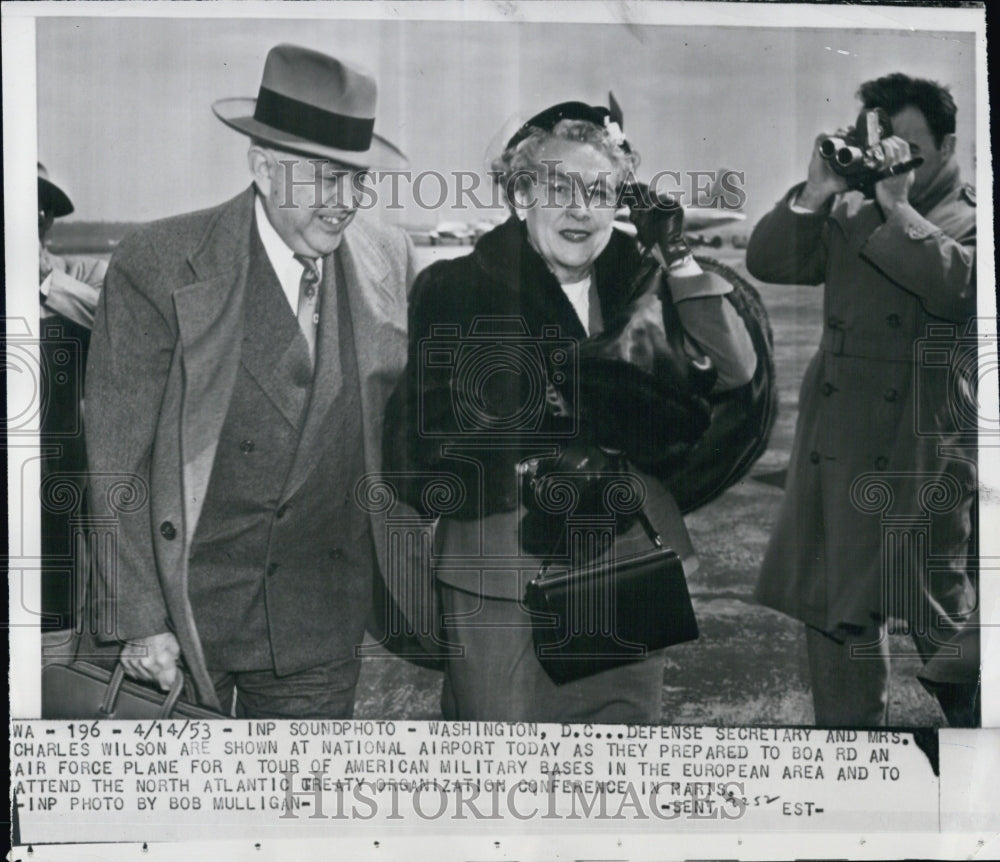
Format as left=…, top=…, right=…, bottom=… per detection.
left=523, top=508, right=699, bottom=685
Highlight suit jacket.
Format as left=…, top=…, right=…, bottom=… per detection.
left=85, top=186, right=416, bottom=707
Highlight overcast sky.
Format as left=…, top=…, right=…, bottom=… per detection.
left=36, top=14, right=977, bottom=227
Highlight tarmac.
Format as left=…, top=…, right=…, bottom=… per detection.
left=353, top=251, right=948, bottom=727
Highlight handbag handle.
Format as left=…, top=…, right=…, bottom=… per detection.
left=537, top=508, right=665, bottom=579
left=98, top=663, right=189, bottom=719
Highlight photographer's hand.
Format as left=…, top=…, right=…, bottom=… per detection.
left=797, top=134, right=850, bottom=210
left=874, top=135, right=915, bottom=214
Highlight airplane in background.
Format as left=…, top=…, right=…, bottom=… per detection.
left=428, top=221, right=476, bottom=245
left=613, top=167, right=747, bottom=242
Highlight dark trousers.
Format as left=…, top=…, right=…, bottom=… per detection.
left=210, top=656, right=362, bottom=719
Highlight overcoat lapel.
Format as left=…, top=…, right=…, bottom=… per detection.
left=338, top=221, right=397, bottom=483
left=173, top=189, right=257, bottom=548
left=151, top=187, right=257, bottom=708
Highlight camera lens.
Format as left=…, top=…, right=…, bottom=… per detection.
left=819, top=138, right=839, bottom=159
left=835, top=146, right=863, bottom=167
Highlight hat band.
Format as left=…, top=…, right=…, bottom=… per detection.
left=254, top=86, right=375, bottom=152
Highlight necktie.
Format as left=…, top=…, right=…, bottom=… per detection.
left=294, top=254, right=320, bottom=367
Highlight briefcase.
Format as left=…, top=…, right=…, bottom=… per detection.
left=524, top=510, right=699, bottom=685
left=42, top=660, right=222, bottom=720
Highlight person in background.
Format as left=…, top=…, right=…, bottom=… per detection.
left=747, top=73, right=978, bottom=726
left=37, top=163, right=107, bottom=631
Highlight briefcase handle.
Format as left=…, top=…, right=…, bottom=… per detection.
left=537, top=508, right=665, bottom=579
left=98, top=663, right=190, bottom=719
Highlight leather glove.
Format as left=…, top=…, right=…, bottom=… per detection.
left=625, top=181, right=692, bottom=269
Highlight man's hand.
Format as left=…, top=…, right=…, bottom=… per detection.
left=120, top=632, right=181, bottom=690
left=874, top=135, right=915, bottom=213
left=797, top=134, right=850, bottom=210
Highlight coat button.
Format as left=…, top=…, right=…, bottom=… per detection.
left=159, top=521, right=177, bottom=540
left=886, top=314, right=901, bottom=328
left=276, top=503, right=288, bottom=520
left=827, top=316, right=842, bottom=328
left=809, top=451, right=821, bottom=465
left=240, top=439, right=255, bottom=454
left=267, top=562, right=279, bottom=576
left=330, top=548, right=344, bottom=561
left=875, top=456, right=888, bottom=470
left=884, top=388, right=898, bottom=402
left=821, top=382, right=835, bottom=396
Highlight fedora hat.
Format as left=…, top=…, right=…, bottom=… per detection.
left=38, top=163, right=74, bottom=218
left=213, top=44, right=407, bottom=169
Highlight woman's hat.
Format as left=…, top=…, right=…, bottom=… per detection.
left=213, top=43, right=407, bottom=170
left=504, top=93, right=630, bottom=153
left=38, top=163, right=74, bottom=217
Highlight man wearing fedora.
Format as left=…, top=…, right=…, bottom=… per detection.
left=38, top=163, right=106, bottom=331
left=85, top=44, right=416, bottom=717
left=38, top=163, right=107, bottom=630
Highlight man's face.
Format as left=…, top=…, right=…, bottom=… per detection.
left=253, top=148, right=365, bottom=257
left=39, top=208, right=54, bottom=242
left=889, top=105, right=954, bottom=200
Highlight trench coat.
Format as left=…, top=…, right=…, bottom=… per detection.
left=746, top=162, right=978, bottom=632
left=85, top=187, right=416, bottom=708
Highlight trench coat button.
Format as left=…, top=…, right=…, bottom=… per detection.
left=827, top=316, right=841, bottom=328
left=884, top=388, right=898, bottom=402
left=276, top=504, right=288, bottom=520
left=240, top=439, right=255, bottom=454
left=809, top=451, right=821, bottom=465
left=875, top=456, right=888, bottom=470
left=267, top=562, right=279, bottom=576
left=886, top=314, right=901, bottom=328
left=821, top=382, right=835, bottom=396
left=329, top=547, right=344, bottom=561
left=159, top=521, right=177, bottom=540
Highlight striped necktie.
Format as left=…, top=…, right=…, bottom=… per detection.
left=293, top=254, right=320, bottom=367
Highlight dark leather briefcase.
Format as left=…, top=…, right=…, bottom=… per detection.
left=524, top=510, right=699, bottom=685
left=42, top=661, right=222, bottom=720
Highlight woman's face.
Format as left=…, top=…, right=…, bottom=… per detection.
left=515, top=137, right=618, bottom=284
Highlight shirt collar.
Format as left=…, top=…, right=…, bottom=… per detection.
left=253, top=194, right=323, bottom=278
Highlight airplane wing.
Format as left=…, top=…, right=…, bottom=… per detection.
left=613, top=207, right=746, bottom=237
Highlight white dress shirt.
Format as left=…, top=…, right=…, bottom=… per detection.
left=254, top=195, right=322, bottom=311
left=560, top=276, right=592, bottom=336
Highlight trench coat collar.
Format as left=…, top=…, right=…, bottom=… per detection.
left=910, top=156, right=962, bottom=215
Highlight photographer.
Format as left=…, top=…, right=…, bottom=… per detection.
left=746, top=73, right=978, bottom=726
